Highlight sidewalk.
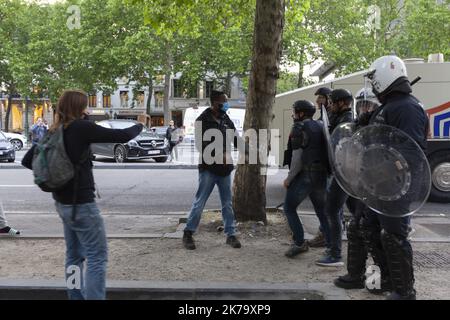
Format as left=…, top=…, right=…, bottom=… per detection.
left=0, top=210, right=449, bottom=300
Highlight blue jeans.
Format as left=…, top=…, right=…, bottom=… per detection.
left=55, top=202, right=108, bottom=300
left=325, top=177, right=349, bottom=259
left=284, top=170, right=330, bottom=247
left=185, top=170, right=237, bottom=237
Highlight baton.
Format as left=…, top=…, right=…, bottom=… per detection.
left=410, top=76, right=421, bottom=86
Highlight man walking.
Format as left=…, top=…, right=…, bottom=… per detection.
left=283, top=100, right=330, bottom=258
left=183, top=90, right=241, bottom=250
left=316, top=89, right=354, bottom=267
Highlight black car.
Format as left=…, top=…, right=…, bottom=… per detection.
left=91, top=120, right=170, bottom=163
left=0, top=131, right=15, bottom=162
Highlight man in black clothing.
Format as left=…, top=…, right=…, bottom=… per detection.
left=282, top=100, right=330, bottom=258
left=307, top=86, right=333, bottom=247
left=361, top=55, right=428, bottom=300
left=166, top=120, right=178, bottom=161
left=316, top=88, right=354, bottom=267
left=183, top=90, right=241, bottom=250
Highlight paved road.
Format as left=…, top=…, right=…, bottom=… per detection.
left=0, top=169, right=288, bottom=215
left=0, top=168, right=448, bottom=216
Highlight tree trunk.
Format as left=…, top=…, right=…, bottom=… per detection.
left=297, top=53, right=305, bottom=88
left=146, top=75, right=153, bottom=117
left=224, top=71, right=232, bottom=97
left=4, top=90, right=13, bottom=132
left=163, top=50, right=172, bottom=125
left=232, top=0, right=285, bottom=223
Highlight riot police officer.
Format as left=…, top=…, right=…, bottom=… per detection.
left=334, top=88, right=381, bottom=289
left=316, top=88, right=354, bottom=267
left=282, top=100, right=330, bottom=258
left=307, top=87, right=333, bottom=248
left=361, top=55, right=428, bottom=300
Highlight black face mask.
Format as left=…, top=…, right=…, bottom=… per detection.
left=82, top=112, right=90, bottom=120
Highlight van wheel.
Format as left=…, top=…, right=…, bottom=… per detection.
left=114, top=145, right=127, bottom=163
left=428, top=151, right=450, bottom=203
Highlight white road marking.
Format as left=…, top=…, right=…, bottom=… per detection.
left=0, top=185, right=36, bottom=187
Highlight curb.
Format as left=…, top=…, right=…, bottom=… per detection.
left=0, top=279, right=349, bottom=300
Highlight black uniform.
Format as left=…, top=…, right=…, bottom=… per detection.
left=283, top=119, right=330, bottom=247
left=324, top=107, right=354, bottom=260
left=362, top=83, right=428, bottom=298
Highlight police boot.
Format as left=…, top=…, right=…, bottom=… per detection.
left=380, top=230, right=416, bottom=300
left=334, top=219, right=367, bottom=289
left=362, top=224, right=392, bottom=294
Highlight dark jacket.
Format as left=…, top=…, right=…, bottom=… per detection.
left=328, top=108, right=353, bottom=133
left=22, top=119, right=142, bottom=204
left=369, top=91, right=428, bottom=151
left=196, top=108, right=236, bottom=177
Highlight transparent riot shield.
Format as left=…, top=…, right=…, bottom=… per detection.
left=344, top=124, right=431, bottom=217
left=330, top=122, right=363, bottom=198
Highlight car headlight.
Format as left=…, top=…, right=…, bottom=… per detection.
left=127, top=140, right=139, bottom=147
left=164, top=138, right=169, bottom=147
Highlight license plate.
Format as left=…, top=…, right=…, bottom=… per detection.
left=148, top=150, right=160, bottom=155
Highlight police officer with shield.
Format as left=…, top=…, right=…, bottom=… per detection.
left=333, top=87, right=381, bottom=290
left=316, top=89, right=354, bottom=267
left=282, top=100, right=330, bottom=258
left=361, top=55, right=428, bottom=300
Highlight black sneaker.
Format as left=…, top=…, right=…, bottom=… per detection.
left=285, top=242, right=309, bottom=258
left=334, top=274, right=365, bottom=289
left=183, top=230, right=196, bottom=250
left=226, top=236, right=241, bottom=248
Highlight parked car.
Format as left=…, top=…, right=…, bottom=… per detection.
left=0, top=131, right=15, bottom=162
left=91, top=120, right=170, bottom=163
left=0, top=130, right=27, bottom=151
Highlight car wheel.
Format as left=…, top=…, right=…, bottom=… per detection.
left=10, top=139, right=23, bottom=151
left=114, top=145, right=127, bottom=163
left=154, top=156, right=168, bottom=163
left=8, top=158, right=15, bottom=163
left=428, top=151, right=450, bottom=203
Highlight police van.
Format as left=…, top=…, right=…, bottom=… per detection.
left=273, top=56, right=450, bottom=203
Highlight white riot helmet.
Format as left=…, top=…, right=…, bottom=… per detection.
left=365, top=55, right=408, bottom=96
left=355, top=87, right=380, bottom=116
